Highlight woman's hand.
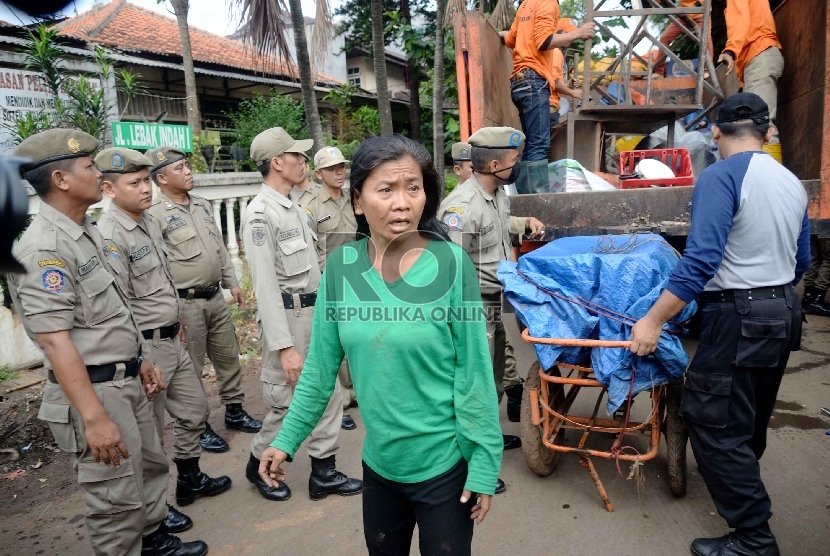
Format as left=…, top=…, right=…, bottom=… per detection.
left=461, top=490, right=492, bottom=524
left=258, top=447, right=289, bottom=487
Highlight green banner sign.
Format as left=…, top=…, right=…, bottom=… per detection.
left=112, top=122, right=193, bottom=152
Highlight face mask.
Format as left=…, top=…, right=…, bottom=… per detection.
left=477, top=163, right=520, bottom=184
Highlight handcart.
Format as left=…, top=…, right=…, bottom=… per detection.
left=519, top=331, right=688, bottom=512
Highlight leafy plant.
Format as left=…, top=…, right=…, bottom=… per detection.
left=0, top=365, right=19, bottom=382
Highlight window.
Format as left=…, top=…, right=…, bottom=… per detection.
left=347, top=66, right=361, bottom=76
left=348, top=77, right=361, bottom=87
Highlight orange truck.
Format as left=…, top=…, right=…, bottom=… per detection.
left=453, top=0, right=830, bottom=242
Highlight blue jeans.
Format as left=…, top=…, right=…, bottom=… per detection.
left=510, top=70, right=551, bottom=162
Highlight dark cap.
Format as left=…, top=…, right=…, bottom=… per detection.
left=14, top=128, right=99, bottom=173
left=716, top=92, right=770, bottom=125
left=94, top=148, right=153, bottom=173
left=145, top=147, right=186, bottom=173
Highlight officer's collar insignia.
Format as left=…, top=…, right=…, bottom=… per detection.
left=67, top=138, right=80, bottom=153
left=164, top=201, right=174, bottom=209
left=322, top=195, right=330, bottom=202
left=508, top=132, right=521, bottom=147
left=156, top=151, right=166, bottom=162
left=111, top=153, right=124, bottom=169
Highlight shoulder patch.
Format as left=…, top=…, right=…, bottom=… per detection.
left=41, top=269, right=66, bottom=293
left=252, top=227, right=266, bottom=246
left=446, top=205, right=466, bottom=215
left=444, top=213, right=462, bottom=231
left=38, top=259, right=65, bottom=268
left=248, top=218, right=267, bottom=225
left=130, top=246, right=151, bottom=262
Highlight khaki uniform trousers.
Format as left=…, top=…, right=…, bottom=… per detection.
left=250, top=305, right=343, bottom=460
left=181, top=291, right=244, bottom=405
left=502, top=330, right=521, bottom=390
left=804, top=236, right=830, bottom=291
left=38, top=377, right=168, bottom=556
left=147, top=335, right=209, bottom=459
left=743, top=47, right=785, bottom=144
left=339, top=357, right=357, bottom=410
left=487, top=317, right=508, bottom=403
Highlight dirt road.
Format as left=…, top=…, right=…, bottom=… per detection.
left=2, top=317, right=829, bottom=556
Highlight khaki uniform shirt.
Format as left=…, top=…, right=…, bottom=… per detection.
left=438, top=175, right=528, bottom=296
left=305, top=186, right=358, bottom=271
left=240, top=184, right=321, bottom=352
left=289, top=182, right=320, bottom=207
left=146, top=192, right=239, bottom=291
left=98, top=203, right=180, bottom=332
left=7, top=203, right=141, bottom=369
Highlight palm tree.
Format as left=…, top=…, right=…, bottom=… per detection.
left=232, top=0, right=327, bottom=154
left=371, top=0, right=394, bottom=135
left=167, top=0, right=202, bottom=132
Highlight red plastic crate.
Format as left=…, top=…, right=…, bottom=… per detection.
left=619, top=148, right=694, bottom=189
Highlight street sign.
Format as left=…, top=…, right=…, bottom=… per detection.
left=112, top=122, right=193, bottom=152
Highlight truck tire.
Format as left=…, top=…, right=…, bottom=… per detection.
left=664, top=380, right=688, bottom=498
left=521, top=361, right=564, bottom=476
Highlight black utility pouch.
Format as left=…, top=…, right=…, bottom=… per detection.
left=680, top=369, right=733, bottom=428
left=734, top=318, right=787, bottom=368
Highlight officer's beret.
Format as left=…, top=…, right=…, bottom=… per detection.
left=146, top=146, right=186, bottom=173
left=451, top=142, right=472, bottom=162
left=95, top=148, right=153, bottom=174
left=314, top=146, right=348, bottom=170
left=468, top=127, right=525, bottom=150
left=15, top=128, right=99, bottom=173
left=251, top=127, right=313, bottom=166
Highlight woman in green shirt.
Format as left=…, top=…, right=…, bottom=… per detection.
left=258, top=136, right=503, bottom=555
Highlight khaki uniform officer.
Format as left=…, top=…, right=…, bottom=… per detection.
left=309, top=146, right=358, bottom=429
left=7, top=129, right=207, bottom=556
left=438, top=126, right=546, bottom=493
left=451, top=141, right=474, bottom=184
left=240, top=127, right=362, bottom=502
left=146, top=147, right=262, bottom=452
left=290, top=155, right=319, bottom=207
left=97, top=148, right=232, bottom=514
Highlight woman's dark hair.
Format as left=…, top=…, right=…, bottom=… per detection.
left=349, top=135, right=450, bottom=241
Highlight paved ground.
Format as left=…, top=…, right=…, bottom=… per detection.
left=2, top=317, right=829, bottom=556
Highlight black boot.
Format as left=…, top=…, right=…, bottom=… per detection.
left=308, top=455, right=363, bottom=501
left=224, top=403, right=263, bottom=432
left=691, top=523, right=780, bottom=556
left=174, top=457, right=232, bottom=506
left=141, top=529, right=208, bottom=556
left=802, top=287, right=830, bottom=316
left=341, top=415, right=357, bottom=430
left=199, top=422, right=229, bottom=453
left=503, top=434, right=522, bottom=450
left=505, top=383, right=523, bottom=423
left=495, top=478, right=506, bottom=494
left=159, top=504, right=192, bottom=534
left=246, top=453, right=291, bottom=501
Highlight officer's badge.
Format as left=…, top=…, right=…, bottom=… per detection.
left=252, top=227, right=266, bottom=246
left=42, top=269, right=66, bottom=293
left=460, top=148, right=469, bottom=159
left=104, top=245, right=119, bottom=260
left=304, top=207, right=312, bottom=226
left=508, top=132, right=521, bottom=147
left=445, top=213, right=462, bottom=231
left=164, top=200, right=175, bottom=209
left=156, top=151, right=167, bottom=162
left=111, top=153, right=124, bottom=169
left=67, top=138, right=80, bottom=153
left=328, top=148, right=338, bottom=155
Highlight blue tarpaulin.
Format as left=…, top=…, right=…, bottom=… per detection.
left=498, top=234, right=696, bottom=414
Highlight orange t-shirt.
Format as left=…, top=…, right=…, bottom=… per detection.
left=724, top=0, right=782, bottom=85
left=549, top=49, right=565, bottom=109
left=504, top=0, right=560, bottom=90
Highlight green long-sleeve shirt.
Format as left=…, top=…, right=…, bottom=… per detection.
left=272, top=238, right=503, bottom=495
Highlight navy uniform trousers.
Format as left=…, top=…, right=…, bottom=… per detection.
left=681, top=284, right=802, bottom=530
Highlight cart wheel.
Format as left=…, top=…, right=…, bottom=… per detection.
left=663, top=380, right=688, bottom=497
left=521, top=361, right=564, bottom=476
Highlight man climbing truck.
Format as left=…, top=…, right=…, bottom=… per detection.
left=453, top=0, right=830, bottom=244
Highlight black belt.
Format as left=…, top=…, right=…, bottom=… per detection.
left=282, top=292, right=317, bottom=309
left=511, top=69, right=540, bottom=82
left=142, top=321, right=181, bottom=341
left=48, top=355, right=142, bottom=384
left=177, top=284, right=220, bottom=299
left=699, top=286, right=786, bottom=304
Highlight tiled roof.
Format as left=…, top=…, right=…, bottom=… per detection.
left=55, top=0, right=339, bottom=85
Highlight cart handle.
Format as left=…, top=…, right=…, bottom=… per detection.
left=521, top=328, right=632, bottom=349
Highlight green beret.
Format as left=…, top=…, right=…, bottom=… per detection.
left=95, top=148, right=153, bottom=173
left=467, top=127, right=525, bottom=149
left=451, top=142, right=471, bottom=162
left=145, top=146, right=186, bottom=172
left=250, top=127, right=313, bottom=166
left=14, top=128, right=99, bottom=172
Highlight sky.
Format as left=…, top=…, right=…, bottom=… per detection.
left=0, top=0, right=331, bottom=36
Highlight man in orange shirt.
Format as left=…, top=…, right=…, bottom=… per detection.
left=718, top=0, right=784, bottom=143
left=499, top=3, right=593, bottom=193
left=658, top=0, right=714, bottom=60
left=548, top=19, right=584, bottom=124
